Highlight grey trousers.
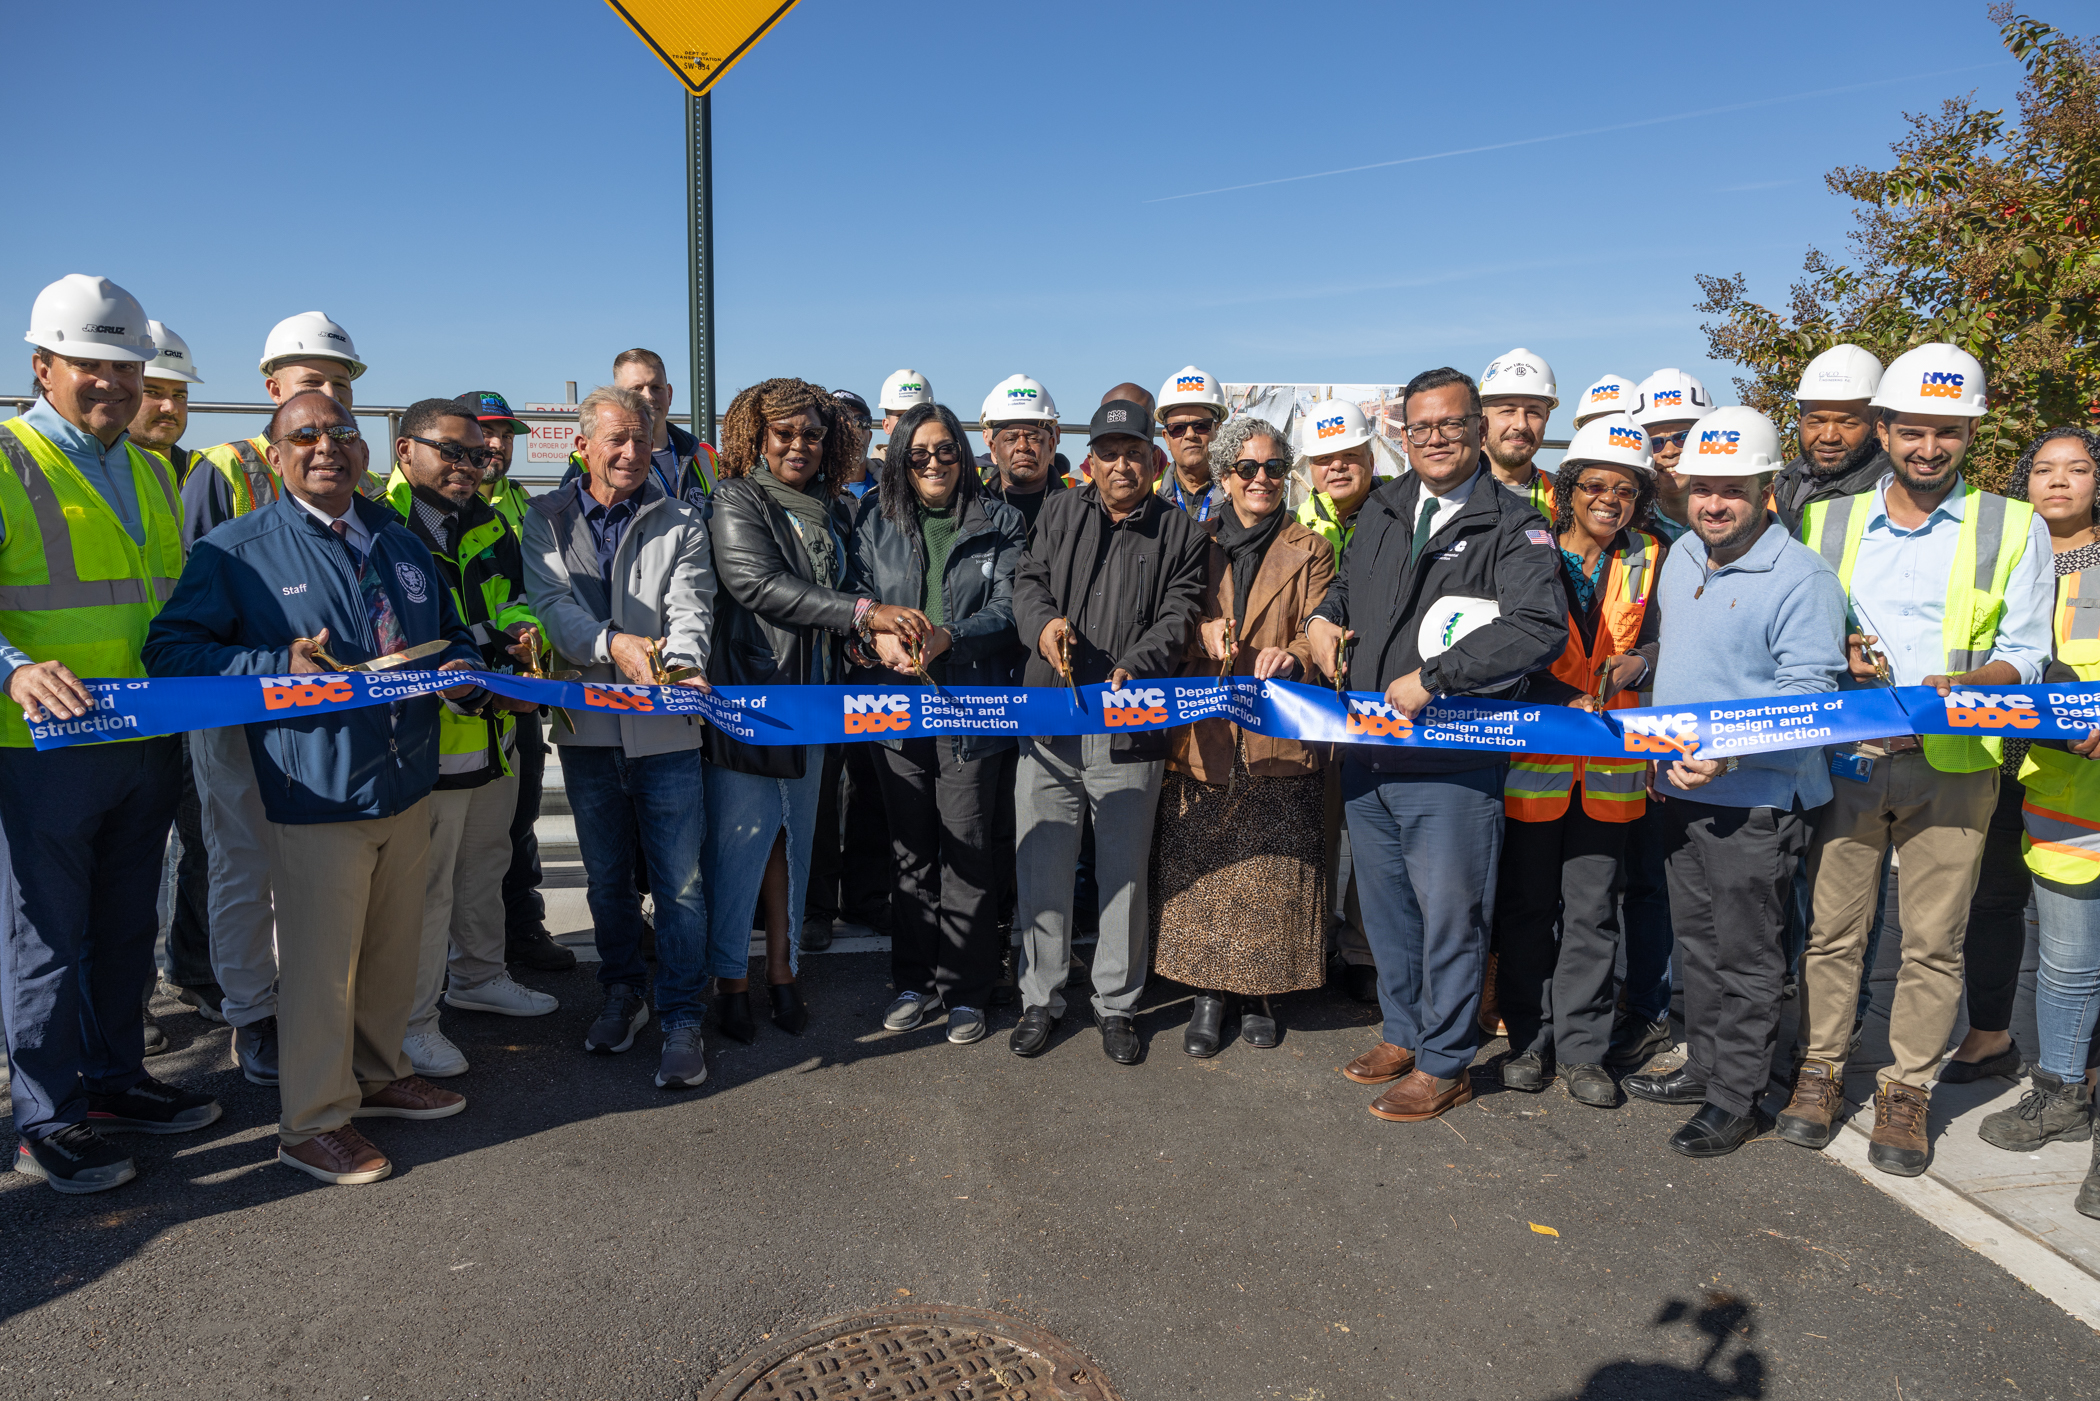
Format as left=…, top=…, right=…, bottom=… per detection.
left=408, top=774, right=518, bottom=1037
left=193, top=725, right=278, bottom=1028
left=1014, top=734, right=1164, bottom=1019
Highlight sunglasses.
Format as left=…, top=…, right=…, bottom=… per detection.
left=1649, top=429, right=1691, bottom=449
left=907, top=443, right=963, bottom=467
left=1163, top=419, right=1217, bottom=440
left=273, top=424, right=362, bottom=448
left=408, top=434, right=495, bottom=469
left=1575, top=481, right=1640, bottom=503
left=1231, top=459, right=1290, bottom=480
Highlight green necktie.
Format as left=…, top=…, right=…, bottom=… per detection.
left=1409, top=496, right=1438, bottom=562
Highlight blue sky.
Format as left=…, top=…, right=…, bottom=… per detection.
left=3, top=0, right=2080, bottom=458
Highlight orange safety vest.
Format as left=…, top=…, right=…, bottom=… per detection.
left=1503, top=530, right=1661, bottom=823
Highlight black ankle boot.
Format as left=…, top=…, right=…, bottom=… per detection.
left=716, top=989, right=757, bottom=1045
left=1184, top=994, right=1227, bottom=1058
left=769, top=982, right=808, bottom=1036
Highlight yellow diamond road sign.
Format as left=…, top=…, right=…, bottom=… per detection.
left=603, top=0, right=801, bottom=95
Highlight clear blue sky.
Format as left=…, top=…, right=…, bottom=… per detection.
left=2, top=0, right=2079, bottom=457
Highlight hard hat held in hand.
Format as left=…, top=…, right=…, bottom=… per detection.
left=1572, top=373, right=1635, bottom=427
left=983, top=374, right=1058, bottom=425
left=1563, top=412, right=1653, bottom=477
left=1417, top=596, right=1502, bottom=661
left=144, top=321, right=204, bottom=384
left=880, top=368, right=934, bottom=412
left=1793, top=344, right=1882, bottom=403
left=1156, top=365, right=1226, bottom=422
left=1871, top=343, right=1987, bottom=417
left=24, top=274, right=157, bottom=362
left=1478, top=348, right=1558, bottom=407
left=1300, top=398, right=1373, bottom=457
left=261, top=311, right=365, bottom=378
left=1632, top=368, right=1715, bottom=426
left=1680, top=407, right=1783, bottom=475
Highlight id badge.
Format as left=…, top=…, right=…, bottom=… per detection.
left=1830, top=751, right=1874, bottom=784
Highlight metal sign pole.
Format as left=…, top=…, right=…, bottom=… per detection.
left=686, top=91, right=716, bottom=446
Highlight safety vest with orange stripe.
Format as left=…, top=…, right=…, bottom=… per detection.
left=1503, top=530, right=1660, bottom=823
left=2018, top=562, right=2100, bottom=883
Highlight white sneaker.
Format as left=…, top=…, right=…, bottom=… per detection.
left=444, top=972, right=559, bottom=1018
left=403, top=1028, right=469, bottom=1078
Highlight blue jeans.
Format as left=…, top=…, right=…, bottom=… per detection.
left=702, top=753, right=825, bottom=983
left=2032, top=876, right=2100, bottom=1082
left=0, top=738, right=181, bottom=1141
left=1343, top=762, right=1504, bottom=1080
left=563, top=746, right=709, bottom=1029
left=1621, top=805, right=1674, bottom=1022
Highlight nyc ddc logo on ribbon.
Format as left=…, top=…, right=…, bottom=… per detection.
left=843, top=691, right=913, bottom=734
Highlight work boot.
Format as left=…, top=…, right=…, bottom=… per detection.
left=1978, top=1070, right=2093, bottom=1152
left=1867, top=1081, right=1932, bottom=1177
left=141, top=1008, right=169, bottom=1058
left=800, top=916, right=835, bottom=954
left=2078, top=1136, right=2100, bottom=1221
left=506, top=927, right=577, bottom=973
left=1605, top=1011, right=1673, bottom=1070
left=1777, top=1059, right=1844, bottom=1150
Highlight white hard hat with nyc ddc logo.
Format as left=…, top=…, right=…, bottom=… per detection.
left=1300, top=398, right=1372, bottom=456
left=1632, top=368, right=1714, bottom=426
left=1155, top=365, right=1227, bottom=422
left=1679, top=407, right=1783, bottom=476
left=1871, top=343, right=1987, bottom=417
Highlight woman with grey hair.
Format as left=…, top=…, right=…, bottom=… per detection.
left=1149, top=416, right=1336, bottom=1056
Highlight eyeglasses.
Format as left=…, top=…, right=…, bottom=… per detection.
left=1400, top=415, right=1480, bottom=446
left=272, top=424, right=362, bottom=448
left=1231, top=459, right=1290, bottom=481
left=1575, top=481, right=1640, bottom=503
left=1649, top=430, right=1691, bottom=450
left=408, top=434, right=495, bottom=469
left=769, top=427, right=826, bottom=446
left=1163, top=419, right=1217, bottom=440
left=992, top=426, right=1049, bottom=446
left=907, top=443, right=963, bottom=467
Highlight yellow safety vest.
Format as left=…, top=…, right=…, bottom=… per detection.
left=2018, top=562, right=2100, bottom=883
left=0, top=420, right=184, bottom=747
left=1294, top=487, right=1389, bottom=562
left=482, top=475, right=534, bottom=535
left=1503, top=531, right=1660, bottom=823
left=199, top=433, right=386, bottom=520
left=1799, top=484, right=2034, bottom=774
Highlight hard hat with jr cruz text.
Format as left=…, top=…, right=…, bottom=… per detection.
left=143, top=320, right=204, bottom=384
left=24, top=275, right=157, bottom=362
left=1793, top=344, right=1883, bottom=403
left=261, top=311, right=365, bottom=378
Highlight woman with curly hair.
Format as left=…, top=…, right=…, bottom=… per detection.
left=1149, top=416, right=1333, bottom=1057
left=702, top=379, right=930, bottom=1043
left=1491, top=413, right=1663, bottom=1109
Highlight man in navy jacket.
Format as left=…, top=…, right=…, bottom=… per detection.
left=144, top=391, right=480, bottom=1187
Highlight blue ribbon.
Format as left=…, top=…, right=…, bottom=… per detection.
left=26, top=672, right=2098, bottom=758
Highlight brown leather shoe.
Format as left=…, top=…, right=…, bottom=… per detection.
left=278, top=1126, right=392, bottom=1185
left=1369, top=1068, right=1475, bottom=1122
left=1476, top=952, right=1503, bottom=1036
left=1343, top=1041, right=1416, bottom=1085
left=353, top=1075, right=466, bottom=1121
left=1777, top=1058, right=1844, bottom=1149
left=1868, top=1080, right=1931, bottom=1177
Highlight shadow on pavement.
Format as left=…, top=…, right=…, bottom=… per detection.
left=1542, top=1294, right=1765, bottom=1400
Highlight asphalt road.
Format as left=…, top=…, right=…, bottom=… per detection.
left=4, top=955, right=2094, bottom=1401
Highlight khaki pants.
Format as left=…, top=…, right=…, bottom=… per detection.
left=408, top=775, right=518, bottom=1037
left=1801, top=749, right=1996, bottom=1093
left=263, top=800, right=431, bottom=1143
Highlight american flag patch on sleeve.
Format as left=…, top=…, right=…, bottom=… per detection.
left=1525, top=529, right=1553, bottom=546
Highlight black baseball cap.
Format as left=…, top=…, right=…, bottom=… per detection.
left=1088, top=399, right=1153, bottom=445
left=456, top=390, right=529, bottom=435
left=831, top=388, right=873, bottom=425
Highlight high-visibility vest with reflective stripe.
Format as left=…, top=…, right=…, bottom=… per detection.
left=482, top=475, right=533, bottom=535
left=1503, top=530, right=1659, bottom=822
left=1522, top=471, right=1554, bottom=520
left=0, top=420, right=183, bottom=747
left=1799, top=484, right=2034, bottom=773
left=1294, top=486, right=1389, bottom=563
left=2019, top=563, right=2100, bottom=882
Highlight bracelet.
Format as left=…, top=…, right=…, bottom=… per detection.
left=853, top=597, right=875, bottom=635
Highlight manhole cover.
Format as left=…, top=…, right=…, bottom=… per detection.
left=698, top=1305, right=1122, bottom=1401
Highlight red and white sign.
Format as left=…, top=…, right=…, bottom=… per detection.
left=521, top=404, right=578, bottom=465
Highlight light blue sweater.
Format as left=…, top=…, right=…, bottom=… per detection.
left=1650, top=515, right=1849, bottom=810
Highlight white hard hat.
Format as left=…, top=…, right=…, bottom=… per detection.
left=1300, top=398, right=1373, bottom=456
left=24, top=274, right=156, bottom=362
left=879, top=368, right=933, bottom=412
left=142, top=320, right=204, bottom=384
left=1632, top=368, right=1716, bottom=426
left=1794, top=344, right=1882, bottom=403
left=260, top=311, right=365, bottom=378
left=1562, top=412, right=1653, bottom=477
left=1680, top=406, right=1784, bottom=476
left=1155, top=365, right=1227, bottom=422
left=1477, top=347, right=1558, bottom=408
left=1871, top=342, right=1987, bottom=418
left=982, top=373, right=1058, bottom=425
left=1572, top=373, right=1635, bottom=427
left=1417, top=596, right=1502, bottom=661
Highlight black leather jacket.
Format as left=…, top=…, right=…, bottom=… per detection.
left=848, top=490, right=1027, bottom=761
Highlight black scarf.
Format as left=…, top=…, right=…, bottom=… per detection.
left=1216, top=499, right=1285, bottom=623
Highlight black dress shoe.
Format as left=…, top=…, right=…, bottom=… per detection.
left=1094, top=1009, right=1141, bottom=1065
left=1241, top=998, right=1279, bottom=1049
left=1502, top=1050, right=1548, bottom=1093
left=768, top=982, right=808, bottom=1036
left=1626, top=1063, right=1708, bottom=1105
left=1669, top=1103, right=1759, bottom=1158
left=1940, top=1038, right=2022, bottom=1084
left=507, top=927, right=578, bottom=972
left=1340, top=963, right=1379, bottom=1005
left=1009, top=1006, right=1058, bottom=1057
left=1184, top=995, right=1227, bottom=1058
left=716, top=990, right=757, bottom=1045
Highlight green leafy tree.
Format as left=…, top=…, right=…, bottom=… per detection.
left=1696, top=6, right=2099, bottom=486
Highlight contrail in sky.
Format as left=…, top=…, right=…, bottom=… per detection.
left=1145, top=62, right=2009, bottom=204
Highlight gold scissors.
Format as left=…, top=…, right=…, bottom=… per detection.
left=644, top=638, right=700, bottom=686
left=518, top=631, right=581, bottom=734
left=305, top=637, right=452, bottom=673
left=1217, top=616, right=1238, bottom=685
left=1055, top=621, right=1083, bottom=711
left=905, top=635, right=935, bottom=688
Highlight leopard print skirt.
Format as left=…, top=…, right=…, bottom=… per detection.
left=1149, top=762, right=1328, bottom=996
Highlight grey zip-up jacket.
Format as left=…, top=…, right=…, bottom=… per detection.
left=522, top=476, right=716, bottom=756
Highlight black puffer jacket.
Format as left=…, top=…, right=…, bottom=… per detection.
left=848, top=491, right=1026, bottom=762
left=705, top=475, right=868, bottom=777
left=1771, top=442, right=1890, bottom=535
